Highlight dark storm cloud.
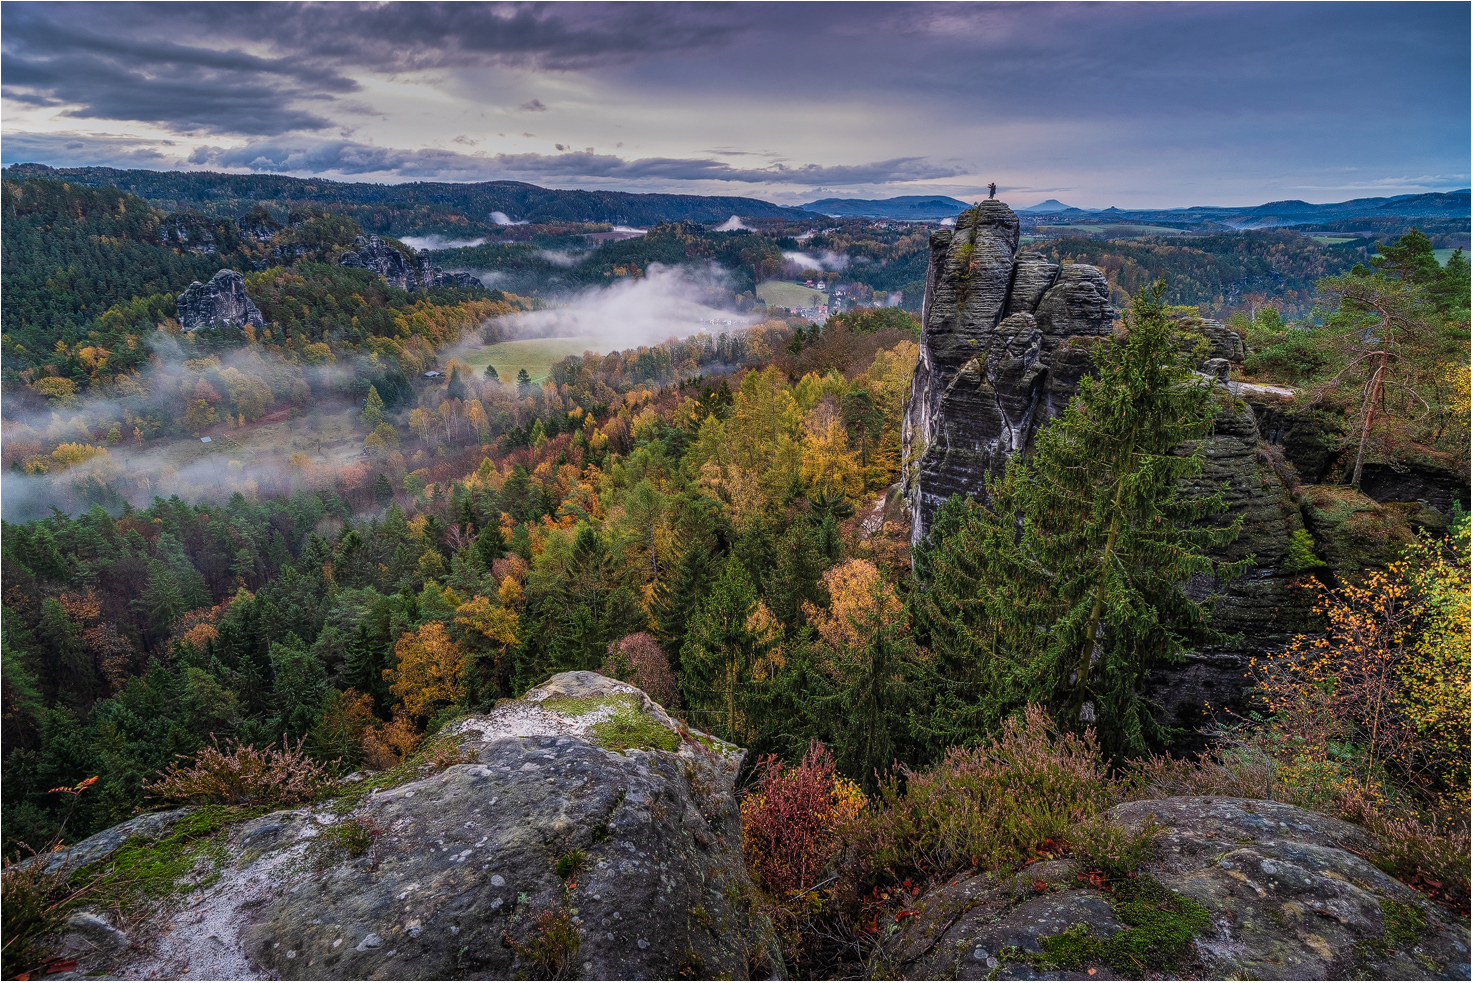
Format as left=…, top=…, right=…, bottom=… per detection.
left=1, top=5, right=358, bottom=134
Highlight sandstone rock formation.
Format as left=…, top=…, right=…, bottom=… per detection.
left=41, top=673, right=780, bottom=980
left=339, top=235, right=418, bottom=289
left=338, top=235, right=484, bottom=292
left=891, top=797, right=1469, bottom=980
left=176, top=269, right=265, bottom=331
left=902, top=201, right=1116, bottom=544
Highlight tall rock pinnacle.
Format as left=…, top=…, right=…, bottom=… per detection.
left=902, top=202, right=1115, bottom=544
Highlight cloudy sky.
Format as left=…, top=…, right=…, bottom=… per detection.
left=2, top=2, right=1467, bottom=208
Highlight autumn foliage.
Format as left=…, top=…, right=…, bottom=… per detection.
left=741, top=741, right=865, bottom=906
left=142, top=735, right=337, bottom=807
left=386, top=621, right=466, bottom=722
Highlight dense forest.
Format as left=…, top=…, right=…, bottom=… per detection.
left=2, top=175, right=1469, bottom=977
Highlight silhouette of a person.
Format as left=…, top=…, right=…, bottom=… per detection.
left=988, top=182, right=997, bottom=199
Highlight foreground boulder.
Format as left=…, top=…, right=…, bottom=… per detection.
left=44, top=672, right=781, bottom=980
left=890, top=797, right=1469, bottom=980
left=176, top=269, right=265, bottom=330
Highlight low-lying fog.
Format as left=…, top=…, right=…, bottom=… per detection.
left=2, top=264, right=757, bottom=521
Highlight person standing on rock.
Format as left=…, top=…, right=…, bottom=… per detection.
left=988, top=182, right=997, bottom=199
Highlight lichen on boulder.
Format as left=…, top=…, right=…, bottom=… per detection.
left=35, top=672, right=780, bottom=980
left=891, top=797, right=1469, bottom=980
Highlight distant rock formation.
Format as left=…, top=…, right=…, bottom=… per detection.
left=35, top=672, right=780, bottom=981
left=176, top=269, right=264, bottom=330
left=338, top=235, right=484, bottom=292
left=902, top=200, right=1117, bottom=544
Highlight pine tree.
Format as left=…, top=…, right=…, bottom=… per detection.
left=484, top=363, right=500, bottom=382
left=516, top=368, right=533, bottom=398
left=679, top=557, right=766, bottom=744
left=916, top=282, right=1244, bottom=754
left=362, top=384, right=386, bottom=427
left=374, top=472, right=394, bottom=508
left=447, top=367, right=468, bottom=401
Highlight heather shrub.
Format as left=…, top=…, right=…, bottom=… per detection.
left=601, top=632, right=679, bottom=709
left=741, top=741, right=865, bottom=902
left=1071, top=814, right=1162, bottom=880
left=143, top=735, right=336, bottom=807
left=851, top=706, right=1115, bottom=884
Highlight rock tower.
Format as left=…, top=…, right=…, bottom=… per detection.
left=902, top=200, right=1115, bottom=544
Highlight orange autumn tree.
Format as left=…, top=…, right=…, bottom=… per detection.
left=386, top=621, right=467, bottom=722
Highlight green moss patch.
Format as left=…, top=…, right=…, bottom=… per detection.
left=1009, top=876, right=1212, bottom=976
left=1359, top=898, right=1427, bottom=958
left=541, top=694, right=681, bottom=754
left=73, top=805, right=267, bottom=911
left=328, top=730, right=470, bottom=811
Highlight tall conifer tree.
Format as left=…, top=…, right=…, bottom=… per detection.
left=915, top=282, right=1244, bottom=754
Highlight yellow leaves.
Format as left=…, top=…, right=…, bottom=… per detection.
left=455, top=594, right=519, bottom=648
left=31, top=376, right=78, bottom=406
left=387, top=621, right=466, bottom=721
left=497, top=575, right=524, bottom=609
left=799, top=407, right=864, bottom=500
left=48, top=442, right=109, bottom=470
left=803, top=559, right=905, bottom=654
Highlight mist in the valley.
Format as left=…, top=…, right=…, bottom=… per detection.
left=398, top=234, right=489, bottom=251
left=3, top=264, right=760, bottom=522
left=2, top=334, right=387, bottom=522
left=782, top=250, right=850, bottom=272
left=451, top=262, right=757, bottom=356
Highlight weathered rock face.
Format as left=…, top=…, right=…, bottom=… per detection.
left=339, top=235, right=418, bottom=289
left=338, top=235, right=485, bottom=292
left=44, top=673, right=780, bottom=981
left=902, top=202, right=1116, bottom=543
left=176, top=269, right=265, bottom=331
left=891, top=797, right=1469, bottom=980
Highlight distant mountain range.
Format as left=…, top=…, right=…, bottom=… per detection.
left=807, top=190, right=1471, bottom=230
left=803, top=195, right=974, bottom=219
left=0, top=163, right=825, bottom=227
left=4, top=164, right=1466, bottom=235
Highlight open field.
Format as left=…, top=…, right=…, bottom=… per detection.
left=458, top=336, right=604, bottom=383
left=757, top=280, right=829, bottom=308
left=1433, top=248, right=1462, bottom=266
left=1311, top=236, right=1359, bottom=245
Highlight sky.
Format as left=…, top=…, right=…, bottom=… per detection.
left=2, top=2, right=1468, bottom=209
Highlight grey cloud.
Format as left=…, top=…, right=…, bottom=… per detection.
left=2, top=5, right=357, bottom=134
left=188, top=139, right=963, bottom=186
left=519, top=99, right=547, bottom=112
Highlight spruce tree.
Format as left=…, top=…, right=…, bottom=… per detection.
left=374, top=473, right=394, bottom=508
left=915, top=282, right=1244, bottom=754
left=362, top=384, right=386, bottom=427
left=679, top=557, right=765, bottom=744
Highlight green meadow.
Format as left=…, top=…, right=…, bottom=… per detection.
left=459, top=336, right=604, bottom=383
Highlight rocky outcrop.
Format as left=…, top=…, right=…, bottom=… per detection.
left=176, top=269, right=265, bottom=331
left=902, top=202, right=1117, bottom=542
left=338, top=235, right=484, bottom=292
left=41, top=673, right=780, bottom=981
left=338, top=235, right=418, bottom=289
left=891, top=797, right=1469, bottom=980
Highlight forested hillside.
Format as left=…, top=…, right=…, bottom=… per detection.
left=2, top=174, right=1468, bottom=978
